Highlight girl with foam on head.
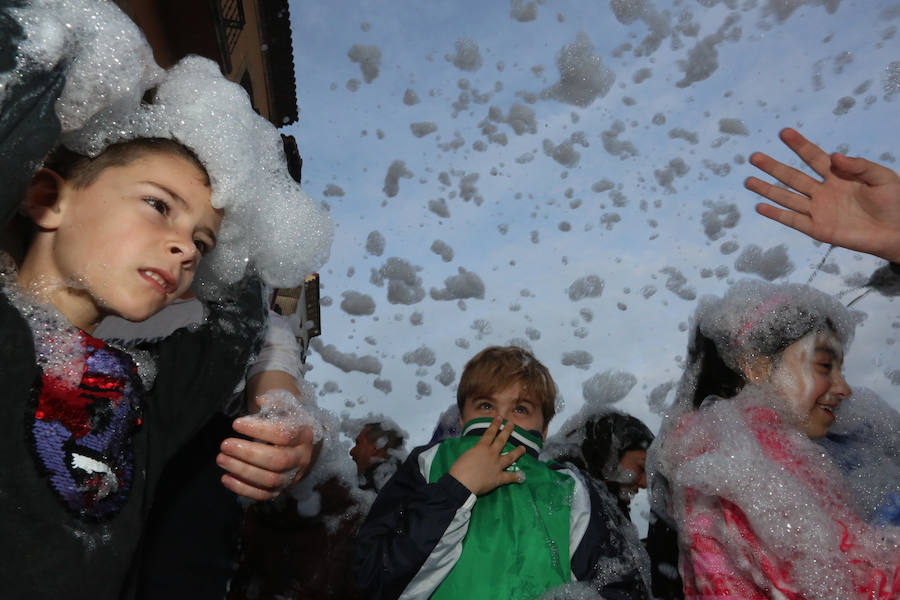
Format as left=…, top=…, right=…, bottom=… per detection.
left=650, top=279, right=899, bottom=600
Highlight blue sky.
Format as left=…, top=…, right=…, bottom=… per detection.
left=283, top=0, right=899, bottom=468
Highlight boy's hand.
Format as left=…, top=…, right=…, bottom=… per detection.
left=745, top=128, right=900, bottom=263
left=216, top=416, right=318, bottom=501
left=449, top=416, right=527, bottom=496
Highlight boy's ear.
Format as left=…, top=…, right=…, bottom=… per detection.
left=23, top=169, right=66, bottom=230
left=738, top=354, right=772, bottom=384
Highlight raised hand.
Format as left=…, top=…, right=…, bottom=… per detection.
left=449, top=416, right=527, bottom=496
left=217, top=390, right=320, bottom=501
left=745, top=128, right=900, bottom=263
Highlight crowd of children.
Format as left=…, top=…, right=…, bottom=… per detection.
left=1, top=2, right=899, bottom=599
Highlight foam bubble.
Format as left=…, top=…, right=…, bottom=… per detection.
left=3, top=0, right=163, bottom=132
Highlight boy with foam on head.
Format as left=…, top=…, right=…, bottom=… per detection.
left=0, top=4, right=332, bottom=596
left=356, top=345, right=650, bottom=600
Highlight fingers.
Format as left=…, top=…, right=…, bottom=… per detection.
left=220, top=472, right=283, bottom=501
left=748, top=151, right=820, bottom=199
left=492, top=417, right=516, bottom=447
left=476, top=416, right=503, bottom=444
left=220, top=436, right=310, bottom=474
left=778, top=128, right=832, bottom=178
left=232, top=415, right=312, bottom=446
left=217, top=451, right=299, bottom=501
left=476, top=416, right=513, bottom=447
left=744, top=175, right=812, bottom=215
left=754, top=203, right=815, bottom=238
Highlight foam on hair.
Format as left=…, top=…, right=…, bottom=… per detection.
left=675, top=279, right=859, bottom=411
left=63, top=56, right=333, bottom=292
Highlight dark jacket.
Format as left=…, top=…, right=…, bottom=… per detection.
left=0, top=278, right=265, bottom=599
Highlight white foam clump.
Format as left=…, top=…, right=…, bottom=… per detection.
left=64, top=56, right=333, bottom=290
left=701, top=201, right=740, bottom=240
left=430, top=239, right=454, bottom=262
left=562, top=350, right=593, bottom=370
left=542, top=32, right=615, bottom=107
left=2, top=0, right=163, bottom=132
left=287, top=405, right=379, bottom=526
left=402, top=345, right=436, bottom=367
left=582, top=370, right=637, bottom=406
left=252, top=388, right=325, bottom=445
left=445, top=38, right=483, bottom=72
left=339, top=290, right=375, bottom=316
left=567, top=274, right=604, bottom=301
left=1, top=257, right=85, bottom=389
left=309, top=338, right=382, bottom=375
left=347, top=44, right=381, bottom=83
left=248, top=384, right=381, bottom=526
left=660, top=266, right=695, bottom=300
left=430, top=267, right=485, bottom=300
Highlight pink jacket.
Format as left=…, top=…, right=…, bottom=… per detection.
left=659, top=393, right=899, bottom=600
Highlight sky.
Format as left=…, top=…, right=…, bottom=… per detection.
left=282, top=0, right=899, bottom=524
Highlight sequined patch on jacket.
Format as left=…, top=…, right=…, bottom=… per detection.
left=28, top=333, right=143, bottom=520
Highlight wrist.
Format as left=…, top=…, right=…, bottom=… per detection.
left=448, top=465, right=477, bottom=494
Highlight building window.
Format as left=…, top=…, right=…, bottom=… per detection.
left=219, top=0, right=245, bottom=54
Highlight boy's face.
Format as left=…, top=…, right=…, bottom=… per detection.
left=459, top=380, right=548, bottom=438
left=27, top=152, right=220, bottom=330
left=349, top=426, right=388, bottom=475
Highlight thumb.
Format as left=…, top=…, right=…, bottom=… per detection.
left=832, top=153, right=896, bottom=186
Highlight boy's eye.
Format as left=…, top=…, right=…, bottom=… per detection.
left=477, top=401, right=492, bottom=410
left=194, top=239, right=209, bottom=255
left=144, top=197, right=170, bottom=216
left=513, top=405, right=529, bottom=415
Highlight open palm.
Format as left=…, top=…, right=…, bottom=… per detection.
left=745, top=128, right=900, bottom=263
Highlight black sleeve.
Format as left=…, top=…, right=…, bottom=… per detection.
left=354, top=445, right=472, bottom=600
left=646, top=510, right=685, bottom=600
left=144, top=275, right=267, bottom=467
left=0, top=60, right=65, bottom=226
left=570, top=472, right=651, bottom=600
left=1, top=1, right=69, bottom=225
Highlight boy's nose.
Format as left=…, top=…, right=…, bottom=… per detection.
left=168, top=237, right=199, bottom=265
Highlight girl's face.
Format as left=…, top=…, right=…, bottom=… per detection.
left=767, top=331, right=851, bottom=438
